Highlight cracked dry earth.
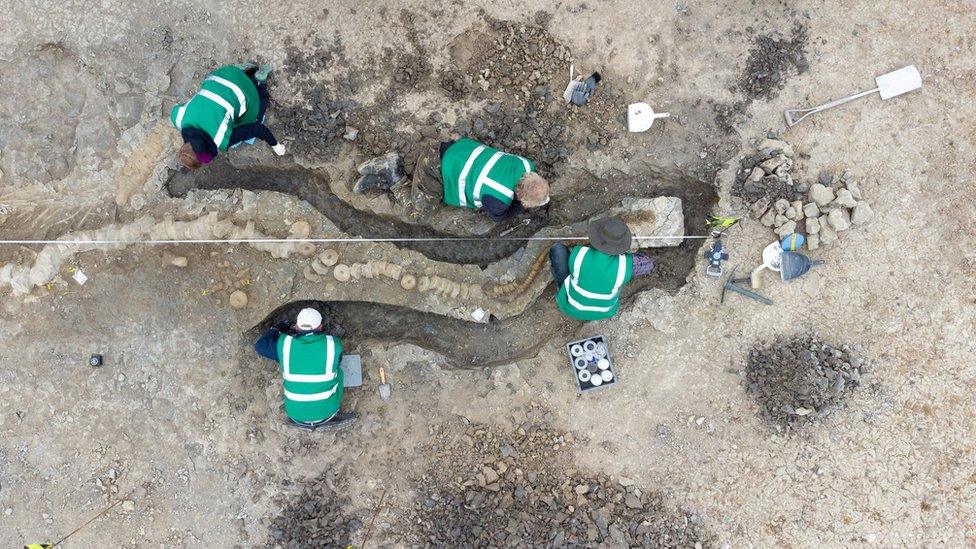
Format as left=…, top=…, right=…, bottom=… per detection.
left=2, top=1, right=975, bottom=547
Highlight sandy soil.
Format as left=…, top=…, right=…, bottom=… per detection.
left=1, top=0, right=974, bottom=547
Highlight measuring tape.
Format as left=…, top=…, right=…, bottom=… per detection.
left=0, top=235, right=710, bottom=246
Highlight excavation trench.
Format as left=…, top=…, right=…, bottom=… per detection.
left=246, top=232, right=709, bottom=368
left=175, top=159, right=715, bottom=366
left=165, top=158, right=713, bottom=266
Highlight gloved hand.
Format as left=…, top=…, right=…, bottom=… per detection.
left=272, top=143, right=286, bottom=156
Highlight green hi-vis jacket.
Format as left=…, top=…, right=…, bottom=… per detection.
left=169, top=65, right=260, bottom=151
left=556, top=246, right=633, bottom=321
left=275, top=332, right=344, bottom=423
left=440, top=138, right=535, bottom=209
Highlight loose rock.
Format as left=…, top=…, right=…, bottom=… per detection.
left=826, top=208, right=851, bottom=232
left=809, top=183, right=835, bottom=207
left=851, top=201, right=874, bottom=225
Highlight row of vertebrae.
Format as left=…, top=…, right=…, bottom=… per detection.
left=486, top=246, right=552, bottom=301
left=302, top=249, right=485, bottom=302
left=417, top=275, right=484, bottom=301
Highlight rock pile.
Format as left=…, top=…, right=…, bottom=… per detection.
left=743, top=334, right=872, bottom=428
left=403, top=419, right=715, bottom=547
left=265, top=475, right=363, bottom=548
left=737, top=140, right=873, bottom=250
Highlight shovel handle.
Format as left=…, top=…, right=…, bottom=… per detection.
left=785, top=88, right=879, bottom=127
left=379, top=367, right=386, bottom=384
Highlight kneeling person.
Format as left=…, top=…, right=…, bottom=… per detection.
left=253, top=307, right=356, bottom=430
left=549, top=217, right=656, bottom=321
left=360, top=138, right=550, bottom=221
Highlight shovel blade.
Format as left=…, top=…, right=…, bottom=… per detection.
left=876, top=65, right=922, bottom=100
left=378, top=384, right=391, bottom=400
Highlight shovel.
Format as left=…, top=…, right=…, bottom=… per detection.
left=784, top=65, right=922, bottom=127
left=628, top=103, right=670, bottom=132
left=378, top=367, right=391, bottom=401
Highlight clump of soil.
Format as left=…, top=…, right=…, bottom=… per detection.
left=734, top=23, right=810, bottom=100
left=402, top=415, right=716, bottom=546
left=744, top=334, right=872, bottom=428
left=265, top=473, right=364, bottom=547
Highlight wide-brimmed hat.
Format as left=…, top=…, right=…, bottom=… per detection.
left=587, top=217, right=632, bottom=255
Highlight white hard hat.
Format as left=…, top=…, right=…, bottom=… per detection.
left=296, top=307, right=323, bottom=330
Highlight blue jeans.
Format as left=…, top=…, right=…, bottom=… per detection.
left=549, top=244, right=570, bottom=287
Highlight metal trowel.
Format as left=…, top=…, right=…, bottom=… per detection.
left=784, top=65, right=922, bottom=127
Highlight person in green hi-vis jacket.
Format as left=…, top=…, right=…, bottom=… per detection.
left=170, top=63, right=286, bottom=170
left=550, top=217, right=657, bottom=321
left=254, top=307, right=357, bottom=431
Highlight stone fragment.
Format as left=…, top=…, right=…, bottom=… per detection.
left=791, top=200, right=804, bottom=221
left=773, top=199, right=790, bottom=214
left=166, top=254, right=188, bottom=267
left=749, top=197, right=770, bottom=219
left=851, top=201, right=874, bottom=226
left=607, top=196, right=684, bottom=247
left=748, top=167, right=764, bottom=182
left=818, top=171, right=833, bottom=186
left=343, top=127, right=359, bottom=141
left=229, top=290, right=248, bottom=309
left=759, top=208, right=777, bottom=227
left=759, top=154, right=787, bottom=173
left=840, top=168, right=852, bottom=183
left=784, top=206, right=796, bottom=220
left=400, top=274, right=417, bottom=290
left=758, top=138, right=794, bottom=157
left=806, top=233, right=820, bottom=250
left=819, top=223, right=838, bottom=245
left=809, top=183, right=835, bottom=207
left=834, top=188, right=857, bottom=208
left=806, top=216, right=821, bottom=234
left=802, top=202, right=820, bottom=219
left=333, top=264, right=350, bottom=282
left=774, top=214, right=787, bottom=227
left=846, top=180, right=862, bottom=200
left=827, top=208, right=851, bottom=231
left=775, top=220, right=797, bottom=238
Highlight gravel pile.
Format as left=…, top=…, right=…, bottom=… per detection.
left=744, top=334, right=872, bottom=427
left=265, top=474, right=364, bottom=548
left=734, top=24, right=809, bottom=100
left=403, top=417, right=715, bottom=547
left=277, top=37, right=358, bottom=160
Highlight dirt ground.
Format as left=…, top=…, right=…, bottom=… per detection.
left=1, top=0, right=975, bottom=547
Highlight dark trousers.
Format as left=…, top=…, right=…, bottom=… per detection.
left=549, top=244, right=570, bottom=287
left=227, top=79, right=272, bottom=148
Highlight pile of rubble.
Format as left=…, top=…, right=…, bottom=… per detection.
left=403, top=417, right=715, bottom=547
left=265, top=474, right=363, bottom=548
left=743, top=334, right=872, bottom=428
left=736, top=139, right=874, bottom=250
